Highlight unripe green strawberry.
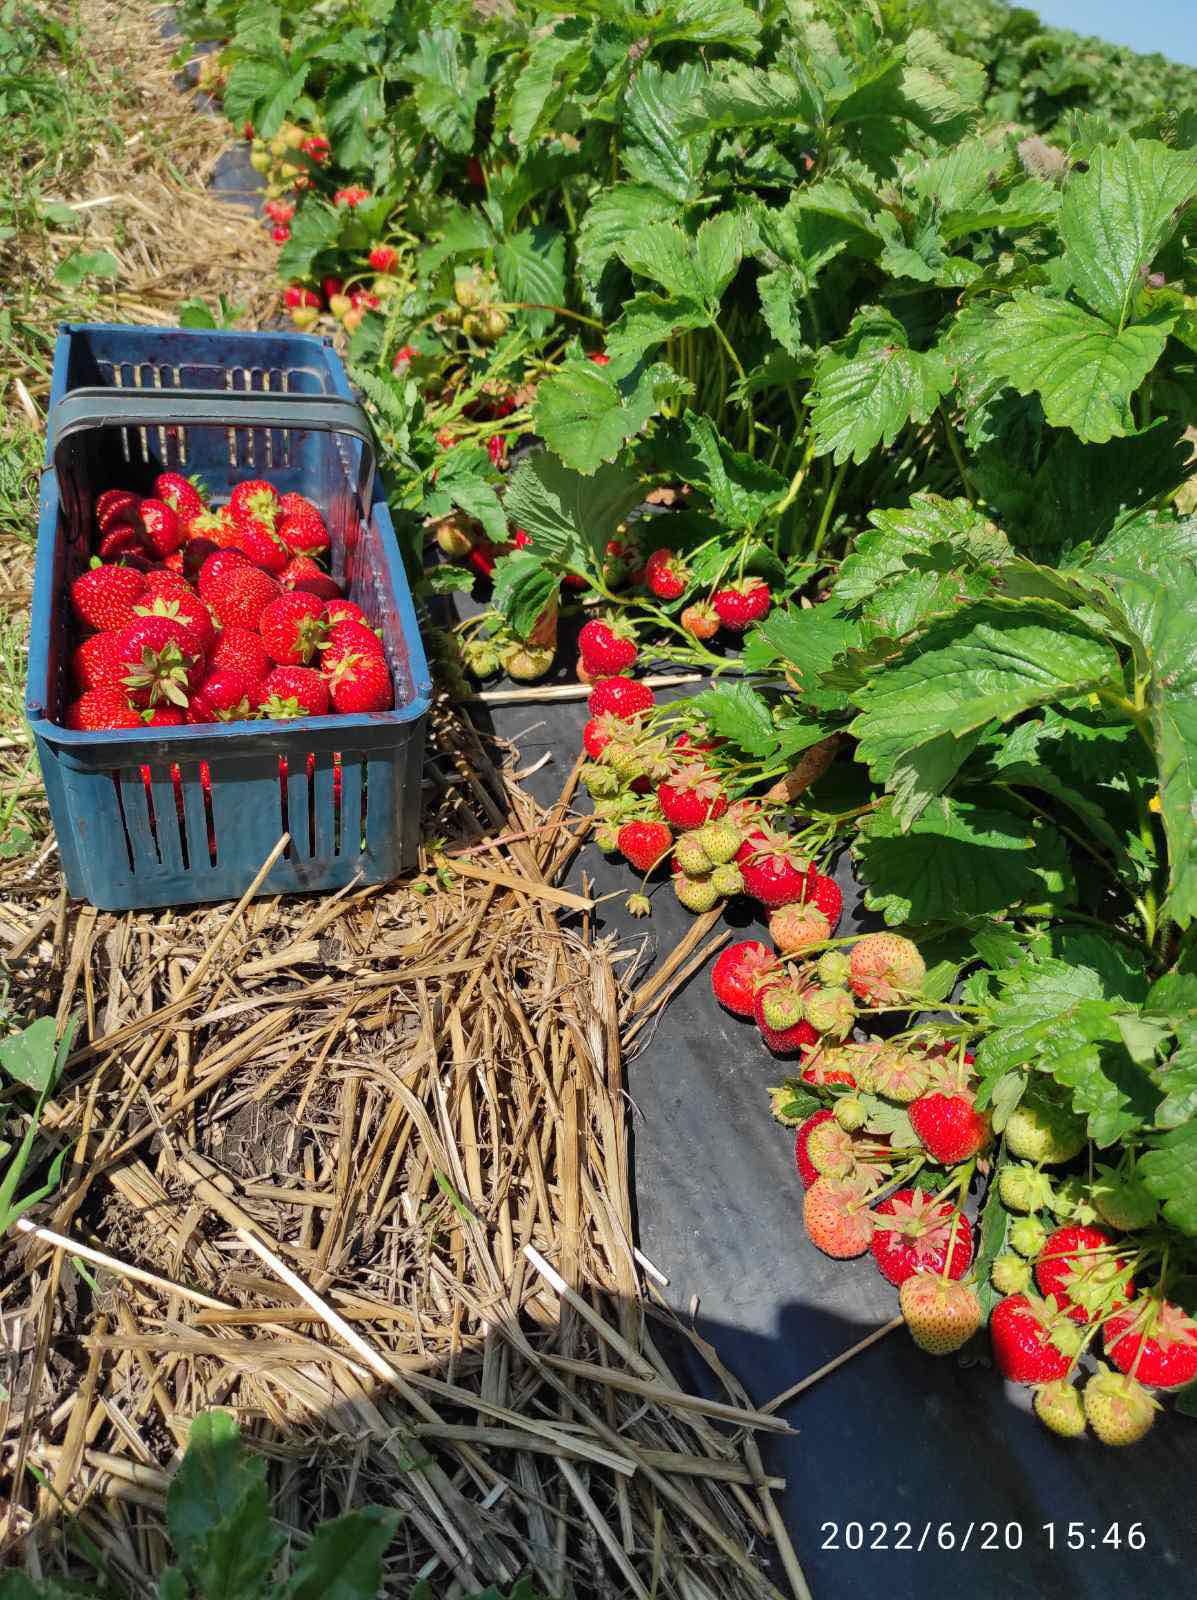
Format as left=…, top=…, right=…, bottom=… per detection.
left=461, top=638, right=499, bottom=677
left=1051, top=1319, right=1085, bottom=1359
left=1049, top=1174, right=1100, bottom=1225
left=1005, top=1098, right=1087, bottom=1165
left=626, top=892, right=651, bottom=918
left=607, top=743, right=646, bottom=782
left=674, top=873, right=719, bottom=913
left=817, top=950, right=851, bottom=988
left=594, top=821, right=622, bottom=852
left=1091, top=1164, right=1158, bottom=1231
left=998, top=1164, right=1055, bottom=1214
left=581, top=762, right=620, bottom=798
left=871, top=1046, right=930, bottom=1104
left=710, top=863, right=744, bottom=896
left=1033, top=1381, right=1086, bottom=1438
left=674, top=834, right=712, bottom=876
left=991, top=1253, right=1033, bottom=1294
left=697, top=820, right=740, bottom=864
left=760, top=984, right=805, bottom=1033
left=1083, top=1370, right=1157, bottom=1447
left=834, top=1096, right=867, bottom=1132
left=806, top=1117, right=859, bottom=1178
left=1009, top=1216, right=1048, bottom=1258
left=899, top=1275, right=982, bottom=1354
left=804, top=987, right=855, bottom=1041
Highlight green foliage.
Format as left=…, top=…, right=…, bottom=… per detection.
left=181, top=0, right=1197, bottom=1301
left=0, top=1413, right=400, bottom=1600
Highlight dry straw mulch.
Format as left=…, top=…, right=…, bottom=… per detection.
left=0, top=713, right=813, bottom=1600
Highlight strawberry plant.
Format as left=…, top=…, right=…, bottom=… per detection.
left=176, top=0, right=1197, bottom=1444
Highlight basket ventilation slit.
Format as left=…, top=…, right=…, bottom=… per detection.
left=172, top=766, right=190, bottom=872
left=110, top=774, right=135, bottom=872
left=307, top=756, right=317, bottom=858
left=277, top=756, right=292, bottom=859
left=201, top=760, right=217, bottom=866
left=359, top=760, right=368, bottom=852
left=333, top=752, right=343, bottom=855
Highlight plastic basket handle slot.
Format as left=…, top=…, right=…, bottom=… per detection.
left=47, top=389, right=377, bottom=515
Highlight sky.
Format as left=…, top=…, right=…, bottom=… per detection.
left=1030, top=0, right=1197, bottom=69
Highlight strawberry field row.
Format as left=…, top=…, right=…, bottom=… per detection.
left=180, top=0, right=1197, bottom=1449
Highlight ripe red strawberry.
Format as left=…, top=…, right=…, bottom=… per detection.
left=900, top=1276, right=982, bottom=1355
left=94, top=488, right=140, bottom=533
left=133, top=592, right=216, bottom=657
left=136, top=498, right=183, bottom=558
left=70, top=564, right=147, bottom=631
left=805, top=869, right=843, bottom=931
left=143, top=707, right=186, bottom=726
left=711, top=940, right=779, bottom=1018
left=322, top=599, right=366, bottom=627
left=1035, top=1226, right=1135, bottom=1325
left=228, top=478, right=281, bottom=525
left=153, top=472, right=205, bottom=523
left=392, top=344, right=417, bottom=370
left=324, top=648, right=393, bottom=713
left=644, top=548, right=688, bottom=600
left=587, top=677, right=653, bottom=721
left=795, top=1109, right=836, bottom=1188
left=657, top=764, right=728, bottom=831
left=578, top=618, right=637, bottom=676
left=72, top=632, right=125, bottom=692
left=186, top=507, right=239, bottom=550
left=189, top=667, right=257, bottom=723
left=588, top=350, right=610, bottom=365
left=368, top=244, right=399, bottom=272
left=281, top=555, right=342, bottom=599
left=991, top=1294, right=1077, bottom=1384
left=112, top=617, right=205, bottom=708
left=1104, top=1297, right=1197, bottom=1389
left=141, top=569, right=193, bottom=601
left=258, top=666, right=330, bottom=719
left=65, top=687, right=142, bottom=730
left=97, top=522, right=145, bottom=560
left=200, top=557, right=280, bottom=629
left=617, top=819, right=673, bottom=874
left=908, top=1091, right=991, bottom=1164
left=282, top=285, right=320, bottom=309
left=849, top=933, right=926, bottom=1003
left=210, top=626, right=271, bottom=684
left=870, top=1189, right=973, bottom=1285
left=323, top=618, right=384, bottom=662
left=680, top=601, right=719, bottom=640
left=229, top=516, right=289, bottom=572
left=735, top=825, right=810, bottom=907
left=711, top=578, right=771, bottom=632
left=804, top=1175, right=875, bottom=1258
left=260, top=592, right=325, bottom=666
left=277, top=492, right=330, bottom=556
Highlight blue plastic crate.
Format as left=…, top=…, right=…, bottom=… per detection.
left=26, top=324, right=431, bottom=910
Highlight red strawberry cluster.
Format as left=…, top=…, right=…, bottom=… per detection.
left=62, top=473, right=393, bottom=732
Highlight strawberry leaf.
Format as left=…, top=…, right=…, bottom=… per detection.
left=491, top=552, right=559, bottom=640
left=809, top=318, right=952, bottom=465
left=1058, top=137, right=1197, bottom=328
left=534, top=359, right=685, bottom=475
left=979, top=293, right=1176, bottom=443
left=1140, top=1119, right=1197, bottom=1235
left=503, top=454, right=641, bottom=573
left=854, top=797, right=1073, bottom=928
left=621, top=61, right=712, bottom=202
